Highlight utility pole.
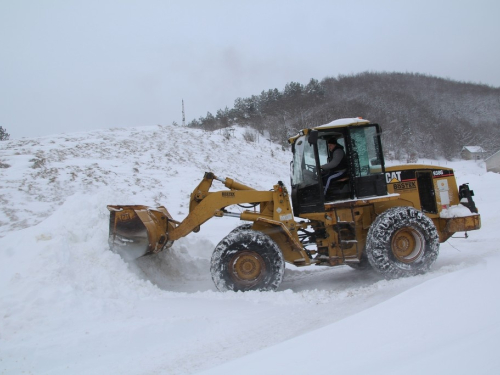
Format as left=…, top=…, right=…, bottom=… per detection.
left=182, top=99, right=186, bottom=127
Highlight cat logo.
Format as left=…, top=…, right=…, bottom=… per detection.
left=385, top=171, right=402, bottom=183
left=222, top=192, right=235, bottom=198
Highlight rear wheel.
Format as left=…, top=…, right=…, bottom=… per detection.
left=366, top=207, right=439, bottom=279
left=211, top=230, right=285, bottom=292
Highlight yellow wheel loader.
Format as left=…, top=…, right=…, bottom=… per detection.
left=108, top=118, right=481, bottom=291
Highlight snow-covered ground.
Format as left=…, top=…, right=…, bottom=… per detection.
left=0, top=124, right=498, bottom=375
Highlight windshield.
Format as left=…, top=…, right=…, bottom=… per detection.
left=349, top=126, right=383, bottom=177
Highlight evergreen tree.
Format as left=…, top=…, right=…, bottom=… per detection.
left=187, top=72, right=500, bottom=159
left=0, top=126, right=10, bottom=141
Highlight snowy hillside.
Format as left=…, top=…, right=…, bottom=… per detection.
left=0, top=125, right=290, bottom=238
left=1, top=125, right=499, bottom=375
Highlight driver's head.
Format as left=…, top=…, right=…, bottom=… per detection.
left=328, top=137, right=337, bottom=150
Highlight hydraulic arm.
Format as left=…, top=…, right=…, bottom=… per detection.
left=107, top=172, right=297, bottom=259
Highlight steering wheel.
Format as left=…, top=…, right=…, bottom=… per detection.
left=305, top=164, right=319, bottom=181
left=306, top=164, right=316, bottom=173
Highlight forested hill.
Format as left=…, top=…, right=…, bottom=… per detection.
left=188, top=72, right=500, bottom=160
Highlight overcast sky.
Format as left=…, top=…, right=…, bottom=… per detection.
left=1, top=0, right=499, bottom=139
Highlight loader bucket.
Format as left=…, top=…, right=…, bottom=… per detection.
left=107, top=205, right=177, bottom=261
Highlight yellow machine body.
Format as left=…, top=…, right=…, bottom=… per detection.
left=107, top=118, right=481, bottom=291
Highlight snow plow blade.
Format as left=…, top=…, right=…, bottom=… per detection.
left=107, top=205, right=178, bottom=260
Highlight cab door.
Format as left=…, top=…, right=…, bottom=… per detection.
left=290, top=132, right=325, bottom=216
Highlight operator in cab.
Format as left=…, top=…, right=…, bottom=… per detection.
left=321, top=137, right=348, bottom=194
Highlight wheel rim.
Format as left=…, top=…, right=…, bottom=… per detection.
left=391, top=227, right=425, bottom=263
left=228, top=251, right=266, bottom=288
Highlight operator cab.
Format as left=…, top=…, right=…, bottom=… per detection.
left=289, top=118, right=387, bottom=216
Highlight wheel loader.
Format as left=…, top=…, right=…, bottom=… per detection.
left=108, top=118, right=481, bottom=291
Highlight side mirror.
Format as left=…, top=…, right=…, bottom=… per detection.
left=308, top=130, right=318, bottom=145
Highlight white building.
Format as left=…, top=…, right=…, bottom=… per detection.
left=461, top=146, right=486, bottom=160
left=486, top=150, right=500, bottom=173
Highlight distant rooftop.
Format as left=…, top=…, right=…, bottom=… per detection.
left=462, top=146, right=486, bottom=153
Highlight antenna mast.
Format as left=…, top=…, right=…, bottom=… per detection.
left=182, top=99, right=186, bottom=127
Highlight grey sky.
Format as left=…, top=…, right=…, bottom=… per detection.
left=1, top=0, right=499, bottom=139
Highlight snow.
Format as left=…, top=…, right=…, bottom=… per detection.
left=199, top=257, right=500, bottom=375
left=315, top=117, right=370, bottom=129
left=1, top=125, right=499, bottom=375
left=440, top=204, right=477, bottom=218
left=462, top=145, right=485, bottom=153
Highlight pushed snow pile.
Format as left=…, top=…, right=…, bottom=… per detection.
left=0, top=193, right=161, bottom=319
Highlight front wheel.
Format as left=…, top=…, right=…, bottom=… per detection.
left=211, top=230, right=285, bottom=292
left=228, top=223, right=252, bottom=235
left=366, top=207, right=439, bottom=279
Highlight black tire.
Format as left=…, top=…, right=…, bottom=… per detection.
left=366, top=207, right=439, bottom=279
left=228, top=223, right=252, bottom=235
left=347, top=251, right=372, bottom=271
left=211, top=229, right=285, bottom=292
